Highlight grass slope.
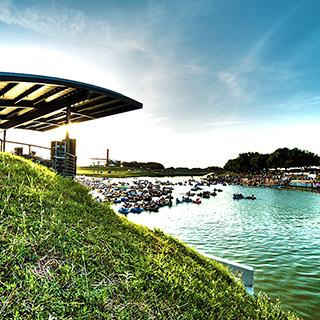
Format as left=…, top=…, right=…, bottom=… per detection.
left=0, top=153, right=298, bottom=319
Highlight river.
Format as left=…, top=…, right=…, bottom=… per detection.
left=121, top=178, right=320, bottom=320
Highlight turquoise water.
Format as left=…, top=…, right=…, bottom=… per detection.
left=125, top=182, right=320, bottom=320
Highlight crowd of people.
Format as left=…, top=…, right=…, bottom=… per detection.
left=207, top=171, right=320, bottom=189
left=76, top=176, right=225, bottom=214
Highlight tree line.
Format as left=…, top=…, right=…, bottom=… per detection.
left=224, top=148, right=320, bottom=173
left=121, top=161, right=165, bottom=170
left=120, top=162, right=223, bottom=173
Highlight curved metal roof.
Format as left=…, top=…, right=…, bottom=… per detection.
left=0, top=72, right=142, bottom=131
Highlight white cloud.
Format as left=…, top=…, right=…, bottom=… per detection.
left=0, top=1, right=87, bottom=35
left=183, top=63, right=206, bottom=75
left=217, top=71, right=243, bottom=99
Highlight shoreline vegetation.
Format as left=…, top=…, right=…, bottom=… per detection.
left=77, top=167, right=320, bottom=193
left=0, top=153, right=299, bottom=319
left=77, top=166, right=218, bottom=178
left=77, top=166, right=320, bottom=192
left=78, top=147, right=320, bottom=194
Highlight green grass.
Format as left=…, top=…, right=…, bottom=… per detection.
left=0, top=153, right=299, bottom=319
left=77, top=166, right=212, bottom=178
left=77, top=166, right=152, bottom=178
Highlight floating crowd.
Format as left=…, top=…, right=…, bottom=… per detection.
left=76, top=171, right=320, bottom=215
left=76, top=176, right=228, bottom=215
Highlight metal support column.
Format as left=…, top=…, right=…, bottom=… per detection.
left=2, top=130, right=7, bottom=152
left=64, top=106, right=71, bottom=176
left=65, top=106, right=71, bottom=145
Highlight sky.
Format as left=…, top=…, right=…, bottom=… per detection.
left=0, top=0, right=320, bottom=168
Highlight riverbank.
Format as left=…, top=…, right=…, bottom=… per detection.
left=0, top=153, right=299, bottom=319
left=284, top=184, right=320, bottom=193
left=78, top=166, right=320, bottom=194
left=208, top=172, right=320, bottom=194
left=77, top=165, right=217, bottom=178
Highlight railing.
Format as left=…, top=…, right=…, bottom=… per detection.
left=64, top=153, right=77, bottom=177
left=0, top=138, right=76, bottom=177
left=0, top=138, right=51, bottom=159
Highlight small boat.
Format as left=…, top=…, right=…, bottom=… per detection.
left=145, top=204, right=159, bottom=212
left=233, top=193, right=244, bottom=200
left=193, top=198, right=202, bottom=204
left=149, top=206, right=159, bottom=212
left=130, top=207, right=144, bottom=214
left=118, top=207, right=130, bottom=215
left=182, top=196, right=192, bottom=203
left=245, top=195, right=256, bottom=200
left=191, top=186, right=202, bottom=191
left=202, top=191, right=210, bottom=199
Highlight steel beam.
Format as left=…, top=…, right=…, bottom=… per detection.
left=0, top=83, right=18, bottom=96
left=0, top=89, right=88, bottom=129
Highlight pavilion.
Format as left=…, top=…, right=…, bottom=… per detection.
left=0, top=72, right=142, bottom=175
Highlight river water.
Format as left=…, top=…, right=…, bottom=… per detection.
left=121, top=179, right=320, bottom=320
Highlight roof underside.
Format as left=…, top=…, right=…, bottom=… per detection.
left=0, top=72, right=142, bottom=132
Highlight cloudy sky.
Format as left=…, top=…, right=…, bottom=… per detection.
left=0, top=0, right=320, bottom=167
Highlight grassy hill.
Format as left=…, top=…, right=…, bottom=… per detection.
left=0, top=153, right=298, bottom=319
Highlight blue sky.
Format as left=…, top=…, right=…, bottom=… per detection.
left=0, top=0, right=319, bottom=167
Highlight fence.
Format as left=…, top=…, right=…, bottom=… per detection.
left=0, top=138, right=51, bottom=159
left=0, top=138, right=76, bottom=177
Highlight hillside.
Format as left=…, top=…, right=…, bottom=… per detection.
left=0, top=153, right=298, bottom=319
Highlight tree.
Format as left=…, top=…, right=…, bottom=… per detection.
left=121, top=161, right=165, bottom=170
left=224, top=147, right=320, bottom=173
left=250, top=153, right=268, bottom=172
left=145, top=162, right=165, bottom=170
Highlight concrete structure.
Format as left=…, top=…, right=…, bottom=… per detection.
left=205, top=253, right=254, bottom=294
